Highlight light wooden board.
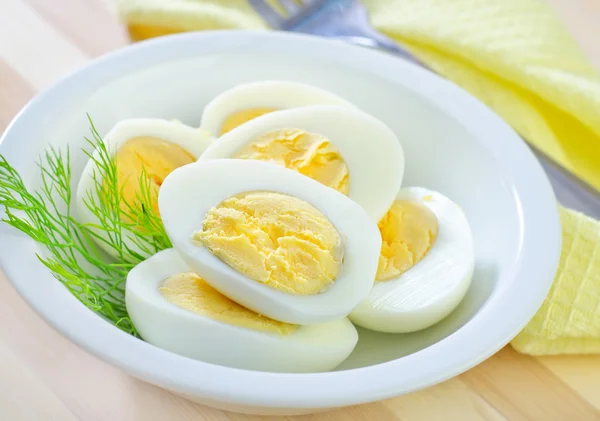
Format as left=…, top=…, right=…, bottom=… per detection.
left=0, top=0, right=599, bottom=419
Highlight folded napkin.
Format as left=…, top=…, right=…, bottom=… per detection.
left=116, top=0, right=600, bottom=355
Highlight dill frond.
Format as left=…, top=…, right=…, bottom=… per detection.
left=0, top=115, right=172, bottom=336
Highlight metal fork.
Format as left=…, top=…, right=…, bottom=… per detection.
left=250, top=0, right=600, bottom=218
left=251, top=0, right=419, bottom=63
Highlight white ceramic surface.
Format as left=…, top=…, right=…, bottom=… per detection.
left=0, top=31, right=561, bottom=415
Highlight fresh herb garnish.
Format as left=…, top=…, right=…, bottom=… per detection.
left=0, top=116, right=172, bottom=336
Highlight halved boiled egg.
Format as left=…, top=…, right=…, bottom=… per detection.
left=200, top=81, right=356, bottom=136
left=199, top=105, right=404, bottom=222
left=126, top=248, right=358, bottom=372
left=76, top=118, right=212, bottom=259
left=158, top=159, right=382, bottom=325
left=349, top=187, right=474, bottom=333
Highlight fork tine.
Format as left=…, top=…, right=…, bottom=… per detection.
left=249, top=0, right=284, bottom=28
left=277, top=0, right=301, bottom=14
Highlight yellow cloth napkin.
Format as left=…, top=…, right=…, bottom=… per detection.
left=116, top=0, right=600, bottom=355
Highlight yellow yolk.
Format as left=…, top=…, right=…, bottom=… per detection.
left=234, top=128, right=349, bottom=195
left=113, top=136, right=195, bottom=221
left=376, top=200, right=439, bottom=281
left=219, top=108, right=277, bottom=135
left=193, top=191, right=343, bottom=295
left=126, top=23, right=183, bottom=42
left=160, top=272, right=297, bottom=334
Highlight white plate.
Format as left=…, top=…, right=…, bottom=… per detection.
left=0, top=31, right=561, bottom=415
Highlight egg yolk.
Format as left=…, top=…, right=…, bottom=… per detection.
left=160, top=272, right=297, bottom=334
left=376, top=200, right=439, bottom=281
left=113, top=136, right=195, bottom=221
left=193, top=191, right=343, bottom=295
left=219, top=108, right=277, bottom=135
left=234, top=128, right=349, bottom=195
left=126, top=23, right=183, bottom=42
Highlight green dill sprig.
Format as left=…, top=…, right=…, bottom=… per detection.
left=80, top=121, right=171, bottom=263
left=0, top=115, right=172, bottom=336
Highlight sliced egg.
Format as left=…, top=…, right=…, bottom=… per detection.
left=158, top=159, right=382, bottom=325
left=126, top=248, right=359, bottom=373
left=349, top=187, right=474, bottom=333
left=200, top=80, right=356, bottom=136
left=76, top=118, right=213, bottom=260
left=199, top=105, right=404, bottom=222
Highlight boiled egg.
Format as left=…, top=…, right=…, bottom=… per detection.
left=76, top=118, right=212, bottom=259
left=126, top=248, right=358, bottom=373
left=158, top=159, right=382, bottom=325
left=199, top=105, right=404, bottom=222
left=200, top=80, right=356, bottom=136
left=349, top=187, right=474, bottom=333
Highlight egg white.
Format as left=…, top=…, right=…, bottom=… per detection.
left=349, top=187, right=475, bottom=333
left=158, top=159, right=382, bottom=325
left=199, top=105, right=404, bottom=223
left=200, top=80, right=356, bottom=136
left=126, top=248, right=359, bottom=373
left=76, top=118, right=213, bottom=260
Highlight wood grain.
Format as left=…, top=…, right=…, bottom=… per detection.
left=0, top=61, right=34, bottom=130
left=0, top=1, right=599, bottom=420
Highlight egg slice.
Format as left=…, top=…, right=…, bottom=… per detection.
left=200, top=81, right=356, bottom=136
left=126, top=248, right=359, bottom=372
left=158, top=159, right=382, bottom=325
left=76, top=118, right=213, bottom=260
left=199, top=105, right=404, bottom=222
left=349, top=187, right=474, bottom=333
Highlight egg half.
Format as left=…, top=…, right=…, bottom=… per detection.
left=200, top=80, right=356, bottom=137
left=349, top=187, right=474, bottom=333
left=76, top=118, right=213, bottom=260
left=126, top=248, right=358, bottom=372
left=199, top=105, right=404, bottom=222
left=158, top=159, right=382, bottom=325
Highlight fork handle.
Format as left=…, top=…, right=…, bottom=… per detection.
left=332, top=27, right=424, bottom=66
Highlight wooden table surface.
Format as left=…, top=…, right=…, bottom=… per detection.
left=1, top=0, right=600, bottom=420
